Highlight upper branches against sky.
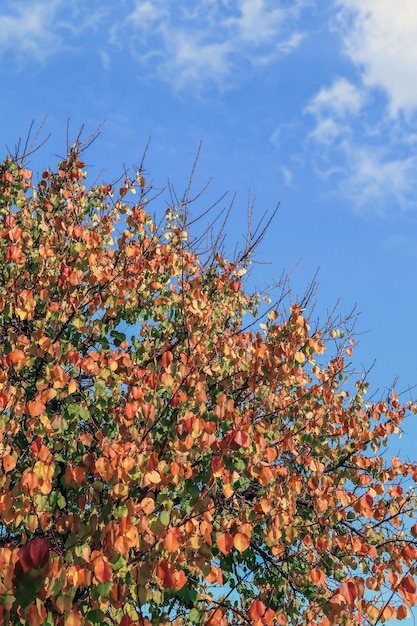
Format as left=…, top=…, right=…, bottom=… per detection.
left=1, top=0, right=417, bottom=215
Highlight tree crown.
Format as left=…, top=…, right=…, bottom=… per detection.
left=0, top=142, right=416, bottom=626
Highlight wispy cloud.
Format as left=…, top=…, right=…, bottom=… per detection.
left=111, top=0, right=308, bottom=91
left=0, top=1, right=62, bottom=63
left=381, top=233, right=417, bottom=257
left=304, top=104, right=417, bottom=213
left=0, top=0, right=308, bottom=91
left=302, top=10, right=417, bottom=216
left=335, top=0, right=417, bottom=117
left=341, top=143, right=417, bottom=213
left=0, top=0, right=107, bottom=66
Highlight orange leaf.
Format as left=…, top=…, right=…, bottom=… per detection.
left=164, top=527, right=180, bottom=552
left=266, top=447, right=277, bottom=463
left=68, top=378, right=77, bottom=394
left=222, top=483, right=234, bottom=499
left=161, top=350, right=173, bottom=369
left=28, top=399, right=46, bottom=417
left=95, top=457, right=113, bottom=481
left=310, top=568, right=326, bottom=584
left=7, top=349, right=26, bottom=365
left=175, top=569, right=187, bottom=590
left=26, top=604, right=47, bottom=626
left=248, top=600, right=265, bottom=620
left=397, top=605, right=409, bottom=620
left=264, top=608, right=277, bottom=625
left=205, top=565, right=223, bottom=585
left=94, top=558, right=112, bottom=583
left=3, top=454, right=16, bottom=472
left=206, top=609, right=225, bottom=626
left=401, top=575, right=417, bottom=595
left=64, top=611, right=83, bottom=626
left=145, top=469, right=161, bottom=484
left=124, top=402, right=136, bottom=420
left=114, top=535, right=133, bottom=554
left=233, top=532, right=250, bottom=553
left=217, top=532, right=234, bottom=555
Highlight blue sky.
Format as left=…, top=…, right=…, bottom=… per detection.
left=1, top=1, right=417, bottom=622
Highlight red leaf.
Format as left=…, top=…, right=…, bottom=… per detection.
left=339, top=580, right=357, bottom=605
left=29, top=537, right=49, bottom=568
left=231, top=430, right=250, bottom=448
left=157, top=560, right=175, bottom=588
left=30, top=437, right=42, bottom=454
left=18, top=537, right=49, bottom=573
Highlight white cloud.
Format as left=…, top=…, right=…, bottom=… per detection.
left=305, top=77, right=365, bottom=118
left=226, top=0, right=294, bottom=45
left=304, top=78, right=364, bottom=145
left=335, top=0, right=417, bottom=117
left=308, top=117, right=347, bottom=144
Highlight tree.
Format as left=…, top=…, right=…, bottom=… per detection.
left=0, top=137, right=416, bottom=626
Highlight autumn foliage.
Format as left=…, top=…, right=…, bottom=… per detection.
left=0, top=140, right=417, bottom=625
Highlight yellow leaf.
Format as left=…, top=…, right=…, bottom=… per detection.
left=68, top=378, right=77, bottom=394
left=145, top=469, right=161, bottom=484
left=222, top=483, right=234, bottom=499
left=294, top=352, right=305, bottom=364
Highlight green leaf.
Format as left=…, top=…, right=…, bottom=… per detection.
left=159, top=510, right=170, bottom=526
left=87, top=609, right=106, bottom=624
left=189, top=608, right=202, bottom=623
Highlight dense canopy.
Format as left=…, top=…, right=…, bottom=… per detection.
left=0, top=143, right=416, bottom=625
